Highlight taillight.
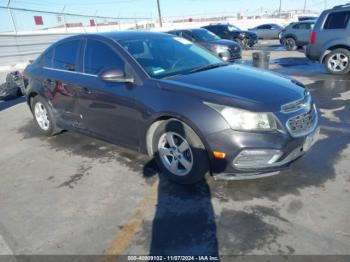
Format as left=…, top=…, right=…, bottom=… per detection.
left=310, top=31, right=316, bottom=44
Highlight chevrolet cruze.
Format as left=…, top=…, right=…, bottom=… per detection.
left=23, top=32, right=319, bottom=184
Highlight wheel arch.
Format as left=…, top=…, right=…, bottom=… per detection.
left=321, top=45, right=350, bottom=63
left=27, top=91, right=39, bottom=109
left=144, top=114, right=214, bottom=171
left=284, top=34, right=297, bottom=41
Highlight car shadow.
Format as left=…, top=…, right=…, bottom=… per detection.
left=142, top=121, right=219, bottom=256
left=0, top=96, right=25, bottom=111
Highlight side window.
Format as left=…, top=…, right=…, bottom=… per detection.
left=84, top=39, right=124, bottom=75
left=258, top=25, right=271, bottom=29
left=217, top=26, right=226, bottom=34
left=206, top=26, right=217, bottom=34
left=292, top=23, right=301, bottom=29
left=324, top=11, right=350, bottom=29
left=40, top=47, right=54, bottom=67
left=181, top=31, right=194, bottom=41
left=53, top=40, right=80, bottom=71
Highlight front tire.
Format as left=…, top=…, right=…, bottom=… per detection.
left=238, top=38, right=249, bottom=49
left=31, top=96, right=61, bottom=136
left=152, top=120, right=210, bottom=184
left=324, top=48, right=350, bottom=75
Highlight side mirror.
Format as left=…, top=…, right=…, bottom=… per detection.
left=99, top=69, right=134, bottom=83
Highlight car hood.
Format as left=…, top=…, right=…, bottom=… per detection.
left=160, top=65, right=306, bottom=112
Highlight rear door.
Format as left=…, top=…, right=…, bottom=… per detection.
left=77, top=37, right=139, bottom=148
left=41, top=38, right=82, bottom=127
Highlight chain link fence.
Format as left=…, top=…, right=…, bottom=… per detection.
left=0, top=6, right=155, bottom=34
left=0, top=6, right=155, bottom=66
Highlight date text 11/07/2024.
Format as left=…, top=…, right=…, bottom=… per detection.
left=127, top=256, right=220, bottom=261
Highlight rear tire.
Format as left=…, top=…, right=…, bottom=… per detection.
left=31, top=95, right=61, bottom=136
left=324, top=48, right=350, bottom=75
left=152, top=119, right=210, bottom=184
left=284, top=37, right=296, bottom=51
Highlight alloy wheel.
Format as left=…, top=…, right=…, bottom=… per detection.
left=34, top=102, right=50, bottom=131
left=157, top=132, right=193, bottom=176
left=285, top=38, right=296, bottom=50
left=328, top=53, right=349, bottom=72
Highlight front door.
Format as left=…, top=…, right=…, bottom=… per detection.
left=77, top=38, right=139, bottom=148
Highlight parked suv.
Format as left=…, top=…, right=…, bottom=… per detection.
left=306, top=4, right=350, bottom=74
left=167, top=28, right=241, bottom=61
left=203, top=24, right=258, bottom=49
left=280, top=21, right=315, bottom=50
left=24, top=32, right=318, bottom=184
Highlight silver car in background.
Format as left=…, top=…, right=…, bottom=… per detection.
left=249, top=24, right=284, bottom=39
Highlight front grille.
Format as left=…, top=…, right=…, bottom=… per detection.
left=287, top=107, right=317, bottom=137
left=228, top=45, right=241, bottom=59
left=281, top=95, right=310, bottom=113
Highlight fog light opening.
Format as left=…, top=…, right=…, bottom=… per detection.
left=233, top=149, right=283, bottom=169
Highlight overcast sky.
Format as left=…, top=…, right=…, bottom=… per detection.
left=0, top=0, right=348, bottom=18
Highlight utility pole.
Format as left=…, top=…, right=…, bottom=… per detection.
left=278, top=0, right=282, bottom=18
left=303, top=0, right=307, bottom=13
left=156, top=0, right=162, bottom=27
left=7, top=0, right=17, bottom=34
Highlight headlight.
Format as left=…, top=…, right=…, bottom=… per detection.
left=214, top=46, right=231, bottom=61
left=215, top=45, right=229, bottom=53
left=204, top=102, right=277, bottom=131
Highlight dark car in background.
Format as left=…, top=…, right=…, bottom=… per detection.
left=248, top=24, right=284, bottom=39
left=167, top=28, right=241, bottom=61
left=24, top=31, right=319, bottom=184
left=306, top=4, right=350, bottom=74
left=280, top=20, right=315, bottom=50
left=203, top=23, right=258, bottom=49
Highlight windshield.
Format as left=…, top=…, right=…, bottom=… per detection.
left=119, top=36, right=224, bottom=79
left=193, top=29, right=221, bottom=41
left=227, top=25, right=241, bottom=31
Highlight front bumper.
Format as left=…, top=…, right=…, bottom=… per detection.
left=206, top=115, right=319, bottom=180
left=248, top=37, right=258, bottom=47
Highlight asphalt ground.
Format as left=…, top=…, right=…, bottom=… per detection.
left=0, top=40, right=349, bottom=260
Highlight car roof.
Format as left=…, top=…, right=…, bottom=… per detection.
left=297, top=20, right=315, bottom=24
left=74, top=31, right=173, bottom=41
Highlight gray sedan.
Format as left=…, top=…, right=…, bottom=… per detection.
left=248, top=24, right=284, bottom=39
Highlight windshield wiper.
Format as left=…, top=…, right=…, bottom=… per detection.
left=188, top=63, right=228, bottom=74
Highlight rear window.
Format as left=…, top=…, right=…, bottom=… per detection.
left=40, top=48, right=54, bottom=67
left=293, top=23, right=313, bottom=30
left=324, top=11, right=350, bottom=29
left=53, top=40, right=80, bottom=71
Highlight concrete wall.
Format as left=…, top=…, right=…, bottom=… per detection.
left=0, top=18, right=297, bottom=67
left=0, top=33, right=76, bottom=66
